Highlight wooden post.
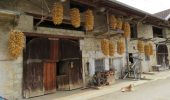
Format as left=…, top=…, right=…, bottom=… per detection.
left=125, top=38, right=129, bottom=73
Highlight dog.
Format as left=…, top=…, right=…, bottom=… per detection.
left=121, top=84, right=135, bottom=92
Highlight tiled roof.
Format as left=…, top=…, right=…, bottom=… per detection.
left=154, top=9, right=170, bottom=20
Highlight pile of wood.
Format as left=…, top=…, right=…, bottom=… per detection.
left=89, top=69, right=115, bottom=87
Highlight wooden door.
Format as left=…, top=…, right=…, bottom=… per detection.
left=44, top=40, right=59, bottom=94
left=157, top=44, right=169, bottom=67
left=69, top=59, right=83, bottom=89
left=44, top=61, right=56, bottom=94
left=23, top=38, right=50, bottom=98
left=57, top=39, right=83, bottom=90
left=23, top=38, right=59, bottom=98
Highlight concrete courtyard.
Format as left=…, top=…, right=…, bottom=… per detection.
left=90, top=77, right=170, bottom=100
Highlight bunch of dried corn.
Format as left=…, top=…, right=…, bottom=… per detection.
left=52, top=2, right=63, bottom=25
left=109, top=41, right=115, bottom=56
left=149, top=43, right=153, bottom=55
left=137, top=40, right=144, bottom=53
left=116, top=18, right=123, bottom=29
left=144, top=44, right=150, bottom=56
left=117, top=38, right=125, bottom=55
left=101, top=39, right=109, bottom=56
left=70, top=8, right=80, bottom=28
left=84, top=9, right=94, bottom=31
left=123, top=22, right=131, bottom=38
left=109, top=15, right=117, bottom=29
left=8, top=30, right=24, bottom=59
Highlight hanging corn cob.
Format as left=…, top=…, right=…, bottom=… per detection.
left=52, top=2, right=63, bottom=25
left=116, top=18, right=123, bottom=29
left=109, top=41, right=115, bottom=56
left=144, top=44, right=150, bottom=56
left=109, top=15, right=117, bottom=29
left=70, top=8, right=80, bottom=28
left=117, top=38, right=125, bottom=55
left=84, top=9, right=94, bottom=31
left=137, top=40, right=144, bottom=53
left=149, top=43, right=153, bottom=55
left=101, top=39, right=109, bottom=56
left=8, top=30, right=24, bottom=59
left=123, top=22, right=131, bottom=38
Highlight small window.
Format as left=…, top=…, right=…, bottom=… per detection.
left=153, top=26, right=163, bottom=38
left=130, top=24, right=138, bottom=38
left=95, top=59, right=105, bottom=72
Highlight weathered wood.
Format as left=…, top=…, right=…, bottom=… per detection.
left=43, top=61, right=56, bottom=94
left=57, top=39, right=83, bottom=90
left=23, top=38, right=59, bottom=98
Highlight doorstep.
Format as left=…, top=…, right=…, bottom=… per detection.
left=26, top=70, right=170, bottom=100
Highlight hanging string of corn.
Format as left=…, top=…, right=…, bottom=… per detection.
left=101, top=39, right=109, bottom=56
left=149, top=43, right=153, bottom=55
left=109, top=15, right=117, bottom=29
left=144, top=43, right=150, bottom=56
left=8, top=30, right=24, bottom=59
left=116, top=18, right=123, bottom=29
left=70, top=8, right=80, bottom=28
left=109, top=41, right=115, bottom=56
left=52, top=2, right=63, bottom=25
left=123, top=22, right=131, bottom=38
left=84, top=9, right=94, bottom=31
left=137, top=40, right=144, bottom=53
left=117, top=38, right=125, bottom=55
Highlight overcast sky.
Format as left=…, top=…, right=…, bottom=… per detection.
left=117, top=0, right=170, bottom=14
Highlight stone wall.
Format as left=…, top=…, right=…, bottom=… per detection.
left=0, top=15, right=23, bottom=99
left=137, top=23, right=153, bottom=39
left=128, top=23, right=157, bottom=72
left=80, top=36, right=126, bottom=85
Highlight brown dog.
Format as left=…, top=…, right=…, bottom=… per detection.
left=121, top=84, right=135, bottom=92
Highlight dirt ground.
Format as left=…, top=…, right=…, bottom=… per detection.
left=90, top=77, right=170, bottom=100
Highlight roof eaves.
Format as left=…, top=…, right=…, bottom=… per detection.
left=107, top=0, right=166, bottom=21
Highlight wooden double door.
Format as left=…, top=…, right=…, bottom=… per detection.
left=23, top=38, right=58, bottom=98
left=23, top=37, right=83, bottom=98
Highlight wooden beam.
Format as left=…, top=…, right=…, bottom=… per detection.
left=24, top=32, right=84, bottom=39
left=71, top=0, right=97, bottom=8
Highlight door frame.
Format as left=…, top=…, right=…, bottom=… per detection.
left=23, top=33, right=84, bottom=98
left=156, top=44, right=169, bottom=67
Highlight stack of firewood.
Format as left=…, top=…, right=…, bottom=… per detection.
left=89, top=69, right=115, bottom=87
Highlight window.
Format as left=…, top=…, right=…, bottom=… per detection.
left=130, top=24, right=138, bottom=38
left=153, top=26, right=163, bottom=38
left=95, top=59, right=105, bottom=72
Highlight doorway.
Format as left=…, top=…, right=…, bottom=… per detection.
left=23, top=36, right=83, bottom=98
left=156, top=44, right=169, bottom=69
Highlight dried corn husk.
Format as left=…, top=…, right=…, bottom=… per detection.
left=84, top=9, right=94, bottom=31
left=123, top=22, right=131, bottom=38
left=144, top=44, right=150, bottom=56
left=149, top=43, right=153, bottom=55
left=101, top=39, right=109, bottom=56
left=8, top=30, right=24, bottom=59
left=110, top=15, right=117, bottom=29
left=70, top=8, right=80, bottom=28
left=116, top=18, right=123, bottom=29
left=109, top=41, right=115, bottom=56
left=117, top=38, right=125, bottom=55
left=137, top=40, right=144, bottom=53
left=52, top=2, right=63, bottom=25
